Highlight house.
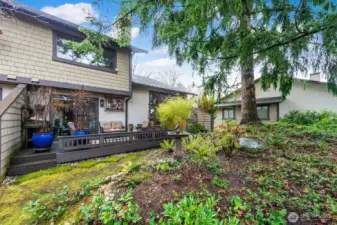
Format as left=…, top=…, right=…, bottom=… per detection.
left=0, top=1, right=194, bottom=177
left=214, top=73, right=337, bottom=126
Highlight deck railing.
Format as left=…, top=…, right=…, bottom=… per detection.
left=57, top=130, right=169, bottom=152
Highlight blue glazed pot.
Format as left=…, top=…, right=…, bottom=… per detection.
left=32, top=133, right=54, bottom=151
left=84, top=130, right=91, bottom=135
left=74, top=131, right=87, bottom=136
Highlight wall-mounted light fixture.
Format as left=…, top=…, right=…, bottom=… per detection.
left=7, top=75, right=17, bottom=80
left=31, top=78, right=40, bottom=83
left=100, top=98, right=104, bottom=107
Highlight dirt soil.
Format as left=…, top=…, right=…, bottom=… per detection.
left=132, top=162, right=245, bottom=223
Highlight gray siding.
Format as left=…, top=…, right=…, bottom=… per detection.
left=0, top=84, right=27, bottom=178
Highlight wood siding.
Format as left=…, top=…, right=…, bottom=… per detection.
left=0, top=84, right=27, bottom=178
left=0, top=17, right=130, bottom=92
left=191, top=108, right=212, bottom=131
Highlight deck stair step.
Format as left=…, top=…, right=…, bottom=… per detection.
left=7, top=159, right=57, bottom=176
left=10, top=152, right=56, bottom=165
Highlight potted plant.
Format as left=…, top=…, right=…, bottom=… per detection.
left=29, top=86, right=57, bottom=152
left=72, top=89, right=93, bottom=136
left=157, top=96, right=193, bottom=133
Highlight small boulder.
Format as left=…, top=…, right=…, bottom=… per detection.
left=239, top=137, right=264, bottom=150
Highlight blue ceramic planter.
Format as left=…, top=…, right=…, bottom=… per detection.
left=74, top=131, right=87, bottom=136
left=32, top=133, right=54, bottom=151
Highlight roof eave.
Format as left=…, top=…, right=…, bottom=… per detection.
left=132, top=82, right=196, bottom=96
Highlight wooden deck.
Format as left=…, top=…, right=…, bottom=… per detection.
left=7, top=130, right=169, bottom=176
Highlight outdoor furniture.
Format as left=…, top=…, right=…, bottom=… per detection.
left=136, top=124, right=142, bottom=131
left=128, top=124, right=134, bottom=132
left=67, top=122, right=76, bottom=135
left=141, top=120, right=149, bottom=130
left=100, top=121, right=125, bottom=133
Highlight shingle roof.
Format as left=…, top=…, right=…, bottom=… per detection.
left=215, top=97, right=283, bottom=107
left=132, top=75, right=195, bottom=95
left=0, top=0, right=147, bottom=53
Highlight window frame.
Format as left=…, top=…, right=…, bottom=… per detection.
left=222, top=107, right=235, bottom=120
left=257, top=105, right=270, bottom=121
left=52, top=31, right=117, bottom=73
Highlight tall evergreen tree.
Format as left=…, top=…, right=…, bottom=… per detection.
left=76, top=0, right=337, bottom=123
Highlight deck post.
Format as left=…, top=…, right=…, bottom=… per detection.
left=58, top=138, right=64, bottom=152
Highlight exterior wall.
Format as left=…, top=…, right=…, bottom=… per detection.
left=190, top=108, right=212, bottom=130
left=278, top=82, right=337, bottom=117
left=0, top=17, right=130, bottom=92
left=0, top=84, right=27, bottom=178
left=0, top=83, right=16, bottom=99
left=128, top=86, right=150, bottom=128
left=97, top=93, right=126, bottom=126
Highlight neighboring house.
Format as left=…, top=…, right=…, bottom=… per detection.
left=214, top=73, right=337, bottom=126
left=0, top=1, right=194, bottom=177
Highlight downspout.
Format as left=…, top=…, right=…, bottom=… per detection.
left=125, top=50, right=135, bottom=131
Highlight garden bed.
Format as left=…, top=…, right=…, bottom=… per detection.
left=0, top=117, right=336, bottom=225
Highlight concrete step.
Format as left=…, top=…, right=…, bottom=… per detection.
left=10, top=152, right=56, bottom=165
left=6, top=159, right=57, bottom=176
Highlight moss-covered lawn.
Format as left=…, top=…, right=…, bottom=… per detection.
left=0, top=149, right=160, bottom=225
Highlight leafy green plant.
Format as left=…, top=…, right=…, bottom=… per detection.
left=75, top=188, right=142, bottom=224
left=213, top=121, right=244, bottom=157
left=154, top=157, right=182, bottom=172
left=24, top=186, right=70, bottom=224
left=159, top=192, right=222, bottom=225
left=157, top=96, right=193, bottom=130
left=183, top=134, right=220, bottom=162
left=172, top=174, right=182, bottom=181
left=211, top=176, right=229, bottom=188
left=160, top=139, right=175, bottom=151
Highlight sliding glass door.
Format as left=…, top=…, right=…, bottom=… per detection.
left=51, top=95, right=99, bottom=136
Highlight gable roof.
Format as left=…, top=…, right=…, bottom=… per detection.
left=0, top=0, right=147, bottom=53
left=132, top=75, right=195, bottom=95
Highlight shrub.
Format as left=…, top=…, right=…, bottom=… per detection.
left=213, top=121, right=244, bottom=157
left=157, top=96, right=193, bottom=130
left=187, top=122, right=208, bottom=134
left=280, top=110, right=337, bottom=125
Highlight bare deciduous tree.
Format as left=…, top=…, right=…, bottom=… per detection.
left=156, top=69, right=182, bottom=87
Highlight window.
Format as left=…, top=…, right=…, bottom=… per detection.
left=257, top=105, right=269, bottom=120
left=223, top=108, right=235, bottom=120
left=148, top=91, right=174, bottom=120
left=53, top=32, right=117, bottom=72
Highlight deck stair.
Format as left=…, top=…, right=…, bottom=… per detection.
left=7, top=149, right=57, bottom=176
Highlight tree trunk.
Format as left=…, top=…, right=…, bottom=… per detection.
left=239, top=0, right=260, bottom=124
left=240, top=59, right=260, bottom=124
